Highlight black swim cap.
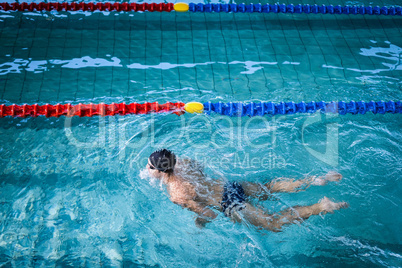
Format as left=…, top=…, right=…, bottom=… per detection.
left=149, top=149, right=176, bottom=174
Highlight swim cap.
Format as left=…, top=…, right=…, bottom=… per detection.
left=149, top=149, right=176, bottom=173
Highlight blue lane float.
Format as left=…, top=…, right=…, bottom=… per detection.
left=188, top=3, right=402, bottom=16
left=201, top=101, right=402, bottom=117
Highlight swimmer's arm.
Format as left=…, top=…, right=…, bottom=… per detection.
left=171, top=197, right=216, bottom=227
left=185, top=200, right=217, bottom=228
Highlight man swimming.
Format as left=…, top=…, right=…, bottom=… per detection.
left=146, top=149, right=348, bottom=231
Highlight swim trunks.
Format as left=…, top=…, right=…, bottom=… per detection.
left=221, top=181, right=247, bottom=217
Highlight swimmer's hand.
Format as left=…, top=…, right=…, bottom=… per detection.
left=179, top=200, right=217, bottom=229
left=195, top=217, right=209, bottom=228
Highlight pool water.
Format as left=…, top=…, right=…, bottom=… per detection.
left=0, top=1, right=401, bottom=267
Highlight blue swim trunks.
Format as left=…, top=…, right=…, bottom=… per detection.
left=221, top=181, right=247, bottom=217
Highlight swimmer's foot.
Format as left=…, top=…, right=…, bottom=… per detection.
left=319, top=197, right=349, bottom=214
left=311, top=171, right=342, bottom=186
left=325, top=171, right=343, bottom=182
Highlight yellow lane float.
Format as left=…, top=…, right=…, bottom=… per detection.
left=174, top=2, right=189, bottom=12
left=184, top=102, right=204, bottom=113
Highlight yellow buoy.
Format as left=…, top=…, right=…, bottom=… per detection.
left=174, top=2, right=189, bottom=12
left=184, top=102, right=204, bottom=114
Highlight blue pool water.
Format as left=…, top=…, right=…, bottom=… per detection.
left=0, top=1, right=401, bottom=267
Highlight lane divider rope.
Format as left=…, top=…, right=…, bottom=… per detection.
left=0, top=2, right=401, bottom=16
left=0, top=101, right=400, bottom=118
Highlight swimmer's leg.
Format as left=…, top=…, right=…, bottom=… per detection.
left=241, top=172, right=342, bottom=199
left=232, top=197, right=348, bottom=232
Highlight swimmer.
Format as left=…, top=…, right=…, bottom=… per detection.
left=146, top=149, right=348, bottom=231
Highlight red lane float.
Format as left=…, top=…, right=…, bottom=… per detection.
left=0, top=2, right=174, bottom=12
left=0, top=102, right=185, bottom=118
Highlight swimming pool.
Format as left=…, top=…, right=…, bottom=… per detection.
left=0, top=0, right=401, bottom=266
